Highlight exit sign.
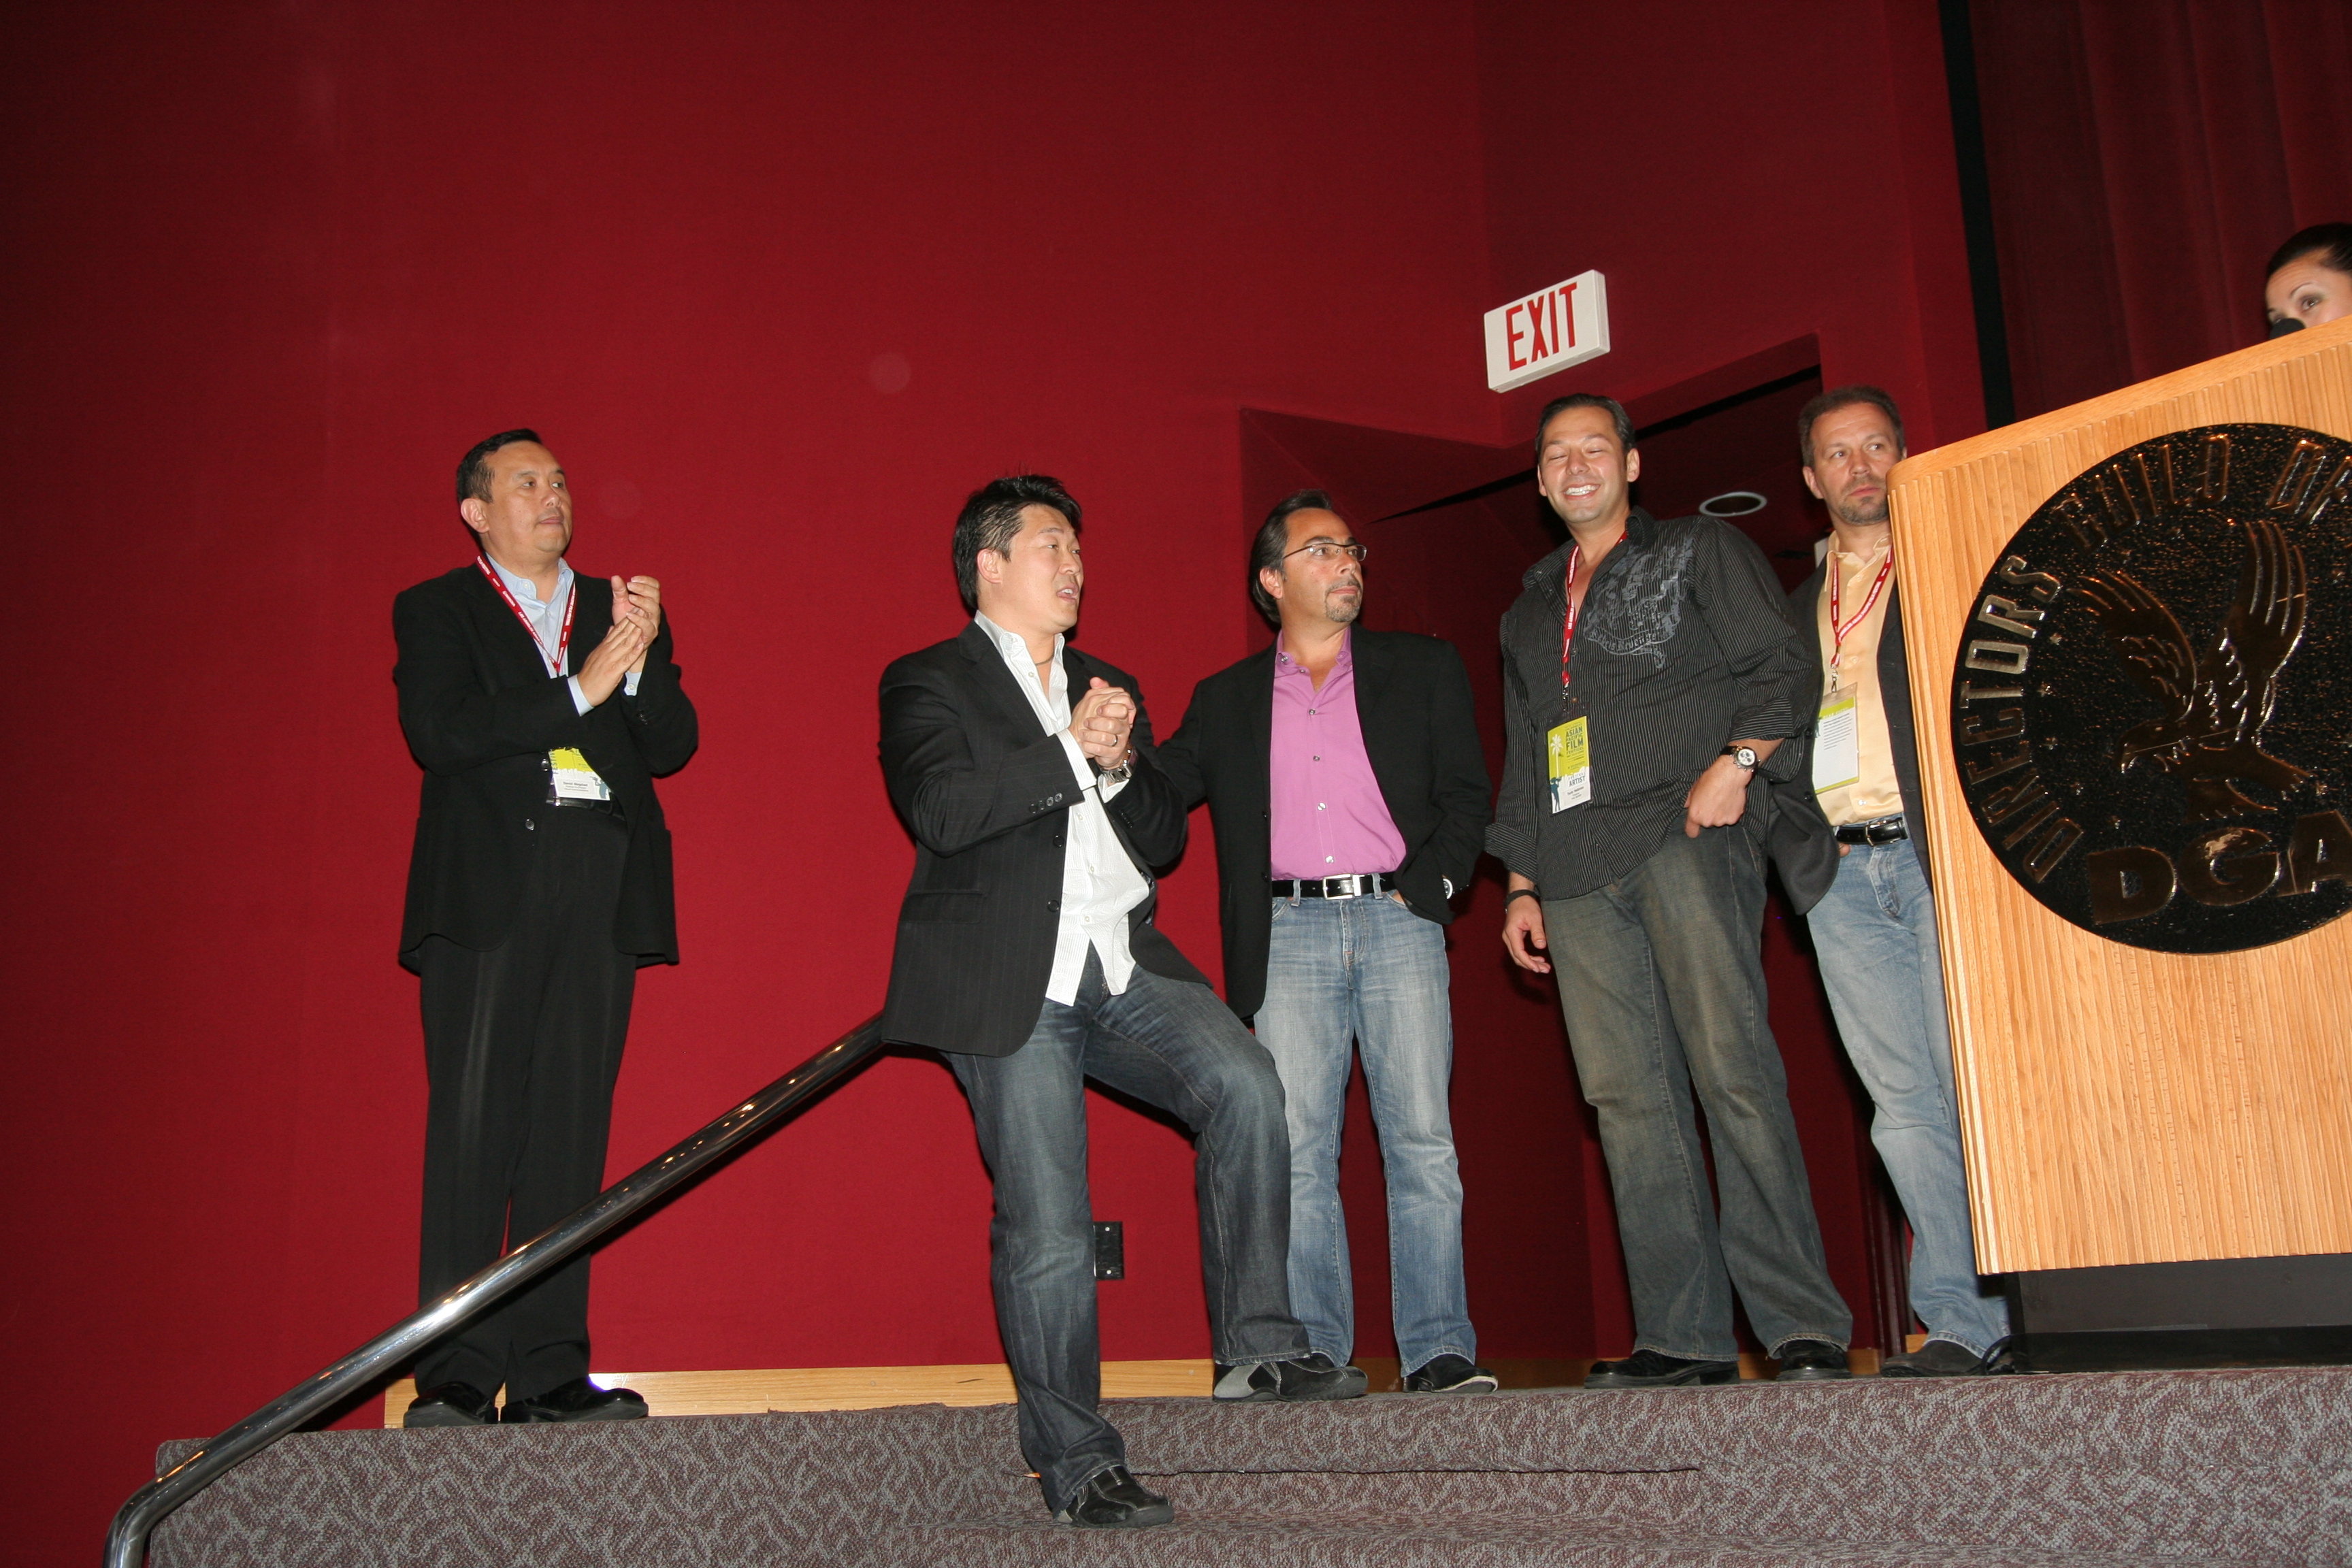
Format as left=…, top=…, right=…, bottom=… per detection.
left=1484, top=271, right=1610, bottom=392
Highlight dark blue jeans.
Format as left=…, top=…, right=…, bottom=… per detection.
left=949, top=951, right=1307, bottom=1514
left=1543, top=823, right=1852, bottom=1361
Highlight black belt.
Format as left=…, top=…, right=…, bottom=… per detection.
left=1834, top=814, right=1907, bottom=846
left=1270, top=873, right=1397, bottom=899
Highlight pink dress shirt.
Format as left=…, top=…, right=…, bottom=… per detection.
left=1268, top=632, right=1408, bottom=881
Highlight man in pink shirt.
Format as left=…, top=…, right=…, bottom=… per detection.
left=1160, top=491, right=1494, bottom=1393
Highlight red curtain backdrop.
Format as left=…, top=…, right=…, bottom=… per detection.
left=5, top=3, right=1984, bottom=1560
left=1972, top=0, right=2352, bottom=419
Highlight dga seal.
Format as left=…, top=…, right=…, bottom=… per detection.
left=1948, top=423, right=2352, bottom=954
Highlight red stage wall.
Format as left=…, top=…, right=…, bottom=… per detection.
left=3, top=3, right=1982, bottom=1558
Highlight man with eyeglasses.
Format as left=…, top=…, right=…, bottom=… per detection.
left=1159, top=490, right=1494, bottom=1395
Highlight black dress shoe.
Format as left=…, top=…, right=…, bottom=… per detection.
left=1054, top=1465, right=1174, bottom=1529
left=1212, top=1352, right=1369, bottom=1401
left=500, top=1376, right=649, bottom=1423
left=404, top=1381, right=497, bottom=1428
left=1404, top=1354, right=1499, bottom=1393
left=1582, top=1350, right=1738, bottom=1388
left=1771, top=1338, right=1852, bottom=1380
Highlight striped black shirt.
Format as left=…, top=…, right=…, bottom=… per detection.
left=1486, top=508, right=1814, bottom=900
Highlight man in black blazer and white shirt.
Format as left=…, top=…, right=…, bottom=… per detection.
left=879, top=475, right=1356, bottom=1532
left=1157, top=491, right=1494, bottom=1396
left=393, top=429, right=697, bottom=1427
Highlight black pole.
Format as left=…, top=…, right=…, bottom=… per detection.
left=1940, top=0, right=2017, bottom=429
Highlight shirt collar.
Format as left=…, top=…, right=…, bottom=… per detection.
left=484, top=551, right=572, bottom=610
left=1275, top=627, right=1352, bottom=672
left=973, top=612, right=1062, bottom=666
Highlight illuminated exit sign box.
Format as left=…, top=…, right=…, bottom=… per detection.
left=1484, top=270, right=1610, bottom=392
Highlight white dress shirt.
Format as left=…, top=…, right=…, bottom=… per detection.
left=974, top=613, right=1149, bottom=1004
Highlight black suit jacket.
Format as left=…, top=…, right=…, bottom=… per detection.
left=1786, top=568, right=1931, bottom=889
left=879, top=623, right=1207, bottom=1056
left=394, top=564, right=699, bottom=970
left=1156, top=630, right=1492, bottom=1022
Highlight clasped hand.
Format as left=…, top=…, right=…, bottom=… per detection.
left=576, top=575, right=662, bottom=706
left=1069, top=676, right=1134, bottom=767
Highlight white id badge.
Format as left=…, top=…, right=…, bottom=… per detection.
left=1812, top=693, right=1859, bottom=794
left=549, top=747, right=612, bottom=802
left=1547, top=717, right=1591, bottom=812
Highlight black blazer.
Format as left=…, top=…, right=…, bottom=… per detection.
left=878, top=623, right=1207, bottom=1056
left=1786, top=568, right=1931, bottom=889
left=393, top=564, right=699, bottom=970
left=1156, top=630, right=1492, bottom=1022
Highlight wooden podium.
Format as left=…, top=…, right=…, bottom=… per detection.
left=1888, top=316, right=2352, bottom=1278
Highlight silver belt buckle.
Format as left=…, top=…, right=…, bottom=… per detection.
left=1325, top=875, right=1367, bottom=898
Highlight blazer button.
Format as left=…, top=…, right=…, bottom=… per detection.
left=1045, top=898, right=1060, bottom=913
left=524, top=819, right=536, bottom=831
left=1052, top=834, right=1065, bottom=848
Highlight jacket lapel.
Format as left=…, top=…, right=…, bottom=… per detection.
left=959, top=621, right=1052, bottom=740
left=465, top=563, right=564, bottom=687
left=1348, top=630, right=1411, bottom=815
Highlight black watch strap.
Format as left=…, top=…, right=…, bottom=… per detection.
left=1505, top=887, right=1541, bottom=906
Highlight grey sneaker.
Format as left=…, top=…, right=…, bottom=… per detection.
left=1403, top=1354, right=1499, bottom=1393
left=1212, top=1352, right=1368, bottom=1401
left=1880, top=1338, right=1989, bottom=1377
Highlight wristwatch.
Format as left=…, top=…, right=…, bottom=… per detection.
left=1092, top=749, right=1136, bottom=785
left=1722, top=745, right=1759, bottom=770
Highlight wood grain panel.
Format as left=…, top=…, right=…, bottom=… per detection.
left=1887, top=316, right=2352, bottom=1274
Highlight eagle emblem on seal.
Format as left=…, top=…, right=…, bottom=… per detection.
left=2075, top=518, right=2309, bottom=821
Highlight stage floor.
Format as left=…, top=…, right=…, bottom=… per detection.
left=153, top=1365, right=2351, bottom=1566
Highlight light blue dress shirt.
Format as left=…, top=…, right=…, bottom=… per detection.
left=480, top=554, right=641, bottom=713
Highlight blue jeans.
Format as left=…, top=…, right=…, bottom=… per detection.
left=1544, top=824, right=1852, bottom=1361
left=947, top=951, right=1307, bottom=1514
left=1806, top=838, right=2011, bottom=1356
left=1255, top=891, right=1475, bottom=1375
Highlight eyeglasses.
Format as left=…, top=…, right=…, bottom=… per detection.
left=1282, top=541, right=1369, bottom=564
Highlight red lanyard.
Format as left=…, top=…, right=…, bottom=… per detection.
left=1827, top=551, right=1894, bottom=676
left=1559, top=534, right=1619, bottom=689
left=476, top=556, right=574, bottom=678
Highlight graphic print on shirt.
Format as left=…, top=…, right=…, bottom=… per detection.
left=1582, top=534, right=1693, bottom=668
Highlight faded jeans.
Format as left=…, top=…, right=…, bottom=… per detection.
left=1255, top=890, right=1475, bottom=1375
left=948, top=951, right=1307, bottom=1514
left=1544, top=823, right=1852, bottom=1361
left=1806, top=837, right=2010, bottom=1355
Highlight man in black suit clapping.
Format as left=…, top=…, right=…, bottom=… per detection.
left=878, top=475, right=1359, bottom=1532
left=393, top=429, right=697, bottom=1428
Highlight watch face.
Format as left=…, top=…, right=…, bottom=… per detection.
left=1735, top=747, right=1758, bottom=768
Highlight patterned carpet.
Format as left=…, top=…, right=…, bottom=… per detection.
left=149, top=1366, right=2352, bottom=1566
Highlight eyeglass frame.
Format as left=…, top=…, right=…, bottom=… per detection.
left=1280, top=540, right=1369, bottom=564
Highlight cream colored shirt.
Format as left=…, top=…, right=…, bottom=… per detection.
left=1814, top=540, right=1906, bottom=828
left=973, top=613, right=1146, bottom=1004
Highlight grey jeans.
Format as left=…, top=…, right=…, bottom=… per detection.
left=1544, top=823, right=1852, bottom=1361
left=948, top=950, right=1307, bottom=1514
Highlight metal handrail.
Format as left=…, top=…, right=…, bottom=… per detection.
left=105, top=1015, right=887, bottom=1568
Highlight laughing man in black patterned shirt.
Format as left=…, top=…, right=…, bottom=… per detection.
left=1490, top=393, right=1853, bottom=1388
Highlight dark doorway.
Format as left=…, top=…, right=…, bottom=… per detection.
left=1235, top=357, right=1911, bottom=1374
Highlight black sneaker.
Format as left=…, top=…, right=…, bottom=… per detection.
left=1880, top=1338, right=1987, bottom=1377
left=1212, top=1352, right=1369, bottom=1401
left=1770, top=1338, right=1852, bottom=1381
left=1403, top=1354, right=1499, bottom=1394
left=1054, top=1465, right=1173, bottom=1529
left=403, top=1380, right=497, bottom=1428
left=1583, top=1349, right=1737, bottom=1388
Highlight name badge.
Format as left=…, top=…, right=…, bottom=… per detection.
left=1812, top=692, right=1860, bottom=795
left=1546, top=717, right=1591, bottom=812
left=548, top=747, right=612, bottom=802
